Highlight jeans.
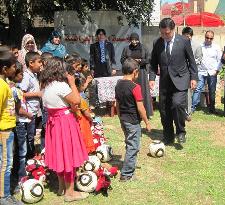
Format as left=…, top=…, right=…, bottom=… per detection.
left=0, top=131, right=14, bottom=197
left=192, top=74, right=217, bottom=112
left=14, top=117, right=36, bottom=180
left=41, top=108, right=48, bottom=150
left=120, top=121, right=141, bottom=177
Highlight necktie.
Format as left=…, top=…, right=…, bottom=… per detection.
left=100, top=41, right=106, bottom=63
left=166, top=41, right=171, bottom=60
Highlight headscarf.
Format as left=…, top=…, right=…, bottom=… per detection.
left=18, top=34, right=40, bottom=70
left=20, top=34, right=38, bottom=60
left=41, top=31, right=67, bottom=58
left=49, top=30, right=61, bottom=42
left=130, top=33, right=140, bottom=41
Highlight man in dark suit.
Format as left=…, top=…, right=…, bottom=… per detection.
left=150, top=18, right=198, bottom=145
left=90, top=28, right=116, bottom=78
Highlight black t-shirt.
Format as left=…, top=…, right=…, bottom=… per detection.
left=115, top=79, right=143, bottom=124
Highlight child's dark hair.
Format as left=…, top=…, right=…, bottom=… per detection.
left=9, top=44, right=18, bottom=51
left=25, top=51, right=41, bottom=67
left=75, top=77, right=86, bottom=89
left=40, top=57, right=67, bottom=88
left=81, top=58, right=88, bottom=67
left=41, top=52, right=53, bottom=62
left=0, top=46, right=16, bottom=73
left=66, top=64, right=75, bottom=75
left=122, top=58, right=139, bottom=75
left=15, top=63, right=23, bottom=76
left=64, top=54, right=81, bottom=65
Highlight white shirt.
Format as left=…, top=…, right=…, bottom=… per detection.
left=199, top=43, right=222, bottom=76
left=42, top=81, right=72, bottom=108
left=19, top=69, right=40, bottom=115
left=164, top=32, right=176, bottom=55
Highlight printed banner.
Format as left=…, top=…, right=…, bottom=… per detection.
left=54, top=11, right=141, bottom=69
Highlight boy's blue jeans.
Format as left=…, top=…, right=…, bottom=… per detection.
left=0, top=131, right=14, bottom=198
left=120, top=121, right=141, bottom=177
left=14, top=117, right=36, bottom=180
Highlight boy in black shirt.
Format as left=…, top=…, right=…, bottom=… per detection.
left=115, top=58, right=151, bottom=182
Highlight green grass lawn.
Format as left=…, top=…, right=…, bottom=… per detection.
left=21, top=109, right=225, bottom=205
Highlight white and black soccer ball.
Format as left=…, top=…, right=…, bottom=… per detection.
left=149, top=140, right=165, bottom=157
left=20, top=179, right=44, bottom=204
left=96, top=144, right=113, bottom=162
left=76, top=171, right=98, bottom=193
left=83, top=155, right=101, bottom=172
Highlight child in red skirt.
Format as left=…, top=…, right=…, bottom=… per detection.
left=40, top=57, right=89, bottom=202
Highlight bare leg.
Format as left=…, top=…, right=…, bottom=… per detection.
left=57, top=175, right=65, bottom=196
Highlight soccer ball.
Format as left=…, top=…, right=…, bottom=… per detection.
left=20, top=179, right=44, bottom=204
left=149, top=140, right=165, bottom=157
left=96, top=144, right=113, bottom=162
left=76, top=171, right=98, bottom=193
left=83, top=155, right=101, bottom=172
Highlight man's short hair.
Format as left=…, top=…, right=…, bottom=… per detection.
left=159, top=18, right=175, bottom=30
left=96, top=28, right=106, bottom=36
left=205, top=30, right=214, bottom=37
left=25, top=51, right=41, bottom=67
left=122, top=58, right=139, bottom=75
left=182, top=27, right=194, bottom=36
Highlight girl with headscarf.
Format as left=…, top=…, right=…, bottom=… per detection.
left=121, top=32, right=153, bottom=118
left=18, top=34, right=41, bottom=70
left=41, top=31, right=67, bottom=58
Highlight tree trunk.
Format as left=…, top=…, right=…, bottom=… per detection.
left=7, top=13, right=24, bottom=47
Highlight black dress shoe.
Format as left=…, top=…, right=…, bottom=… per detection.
left=162, top=138, right=174, bottom=145
left=177, top=133, right=186, bottom=144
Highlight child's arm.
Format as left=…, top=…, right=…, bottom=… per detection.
left=116, top=100, right=120, bottom=117
left=23, top=91, right=42, bottom=98
left=64, top=74, right=81, bottom=106
left=82, top=109, right=93, bottom=122
left=83, top=75, right=93, bottom=90
left=136, top=101, right=151, bottom=132
left=15, top=101, right=33, bottom=119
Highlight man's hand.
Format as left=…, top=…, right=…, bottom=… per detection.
left=149, top=81, right=155, bottom=90
left=112, top=69, right=117, bottom=75
left=190, top=80, right=197, bottom=90
left=146, top=122, right=151, bottom=132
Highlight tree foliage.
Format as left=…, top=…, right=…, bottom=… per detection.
left=0, top=0, right=154, bottom=44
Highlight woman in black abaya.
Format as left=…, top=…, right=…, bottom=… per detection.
left=121, top=33, right=153, bottom=118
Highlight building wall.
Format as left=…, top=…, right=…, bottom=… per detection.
left=142, top=26, right=225, bottom=53
left=204, top=0, right=219, bottom=13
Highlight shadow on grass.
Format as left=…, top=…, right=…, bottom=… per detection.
left=195, top=106, right=225, bottom=117
left=109, top=154, right=123, bottom=170
left=142, top=128, right=163, bottom=141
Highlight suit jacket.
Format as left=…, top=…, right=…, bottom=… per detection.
left=150, top=34, right=198, bottom=91
left=90, top=41, right=116, bottom=76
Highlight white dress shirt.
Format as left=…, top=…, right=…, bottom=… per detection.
left=164, top=33, right=176, bottom=54
left=199, top=43, right=222, bottom=76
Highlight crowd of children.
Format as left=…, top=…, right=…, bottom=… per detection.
left=0, top=31, right=151, bottom=204
left=0, top=42, right=97, bottom=204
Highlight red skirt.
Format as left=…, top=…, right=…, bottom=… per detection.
left=45, top=107, right=88, bottom=173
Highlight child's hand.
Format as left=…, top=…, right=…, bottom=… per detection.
left=27, top=113, right=33, bottom=120
left=145, top=122, right=151, bottom=132
left=67, top=74, right=75, bottom=86
left=86, top=75, right=93, bottom=84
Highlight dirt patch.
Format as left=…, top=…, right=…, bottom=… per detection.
left=190, top=120, right=225, bottom=147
